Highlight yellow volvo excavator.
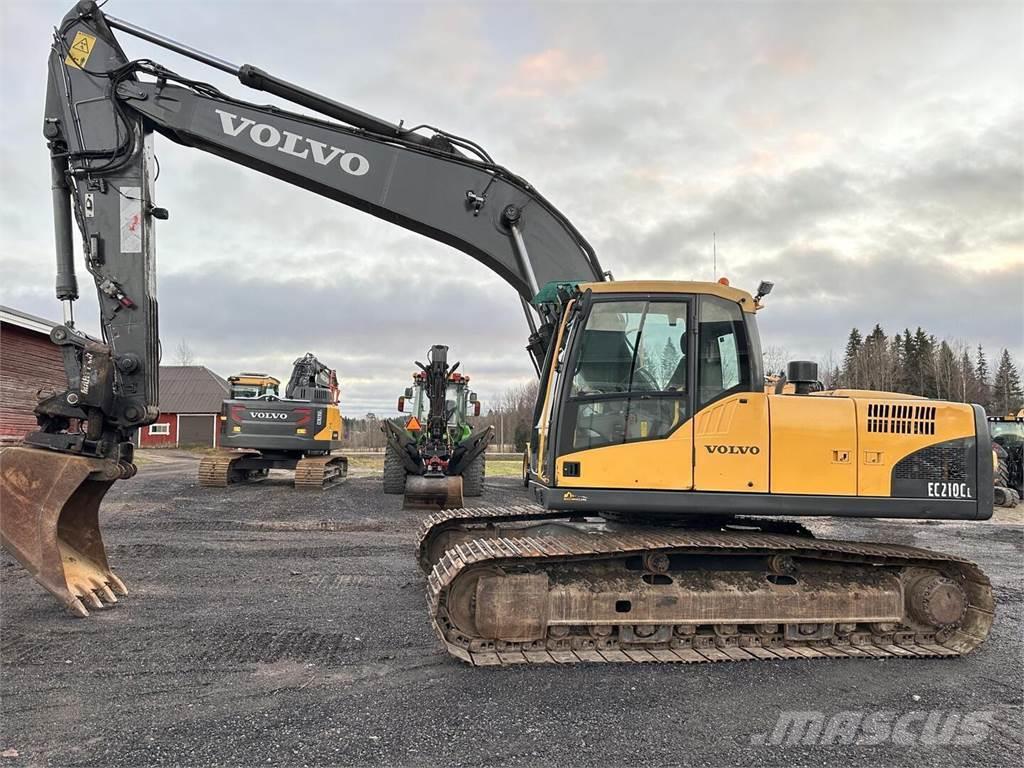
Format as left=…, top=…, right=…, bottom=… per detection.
left=0, top=2, right=994, bottom=663
left=198, top=354, right=347, bottom=489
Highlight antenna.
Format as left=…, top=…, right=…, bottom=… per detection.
left=713, top=231, right=717, bottom=280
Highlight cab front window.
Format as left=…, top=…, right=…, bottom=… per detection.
left=563, top=299, right=690, bottom=451
left=413, top=384, right=466, bottom=424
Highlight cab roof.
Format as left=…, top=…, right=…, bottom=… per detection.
left=229, top=374, right=280, bottom=385
left=577, top=280, right=758, bottom=312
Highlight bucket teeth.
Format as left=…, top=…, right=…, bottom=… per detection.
left=108, top=573, right=128, bottom=596
left=80, top=589, right=104, bottom=610
left=96, top=582, right=118, bottom=603
left=67, top=574, right=123, bottom=613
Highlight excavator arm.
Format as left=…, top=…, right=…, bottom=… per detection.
left=284, top=353, right=337, bottom=403
left=0, top=0, right=606, bottom=616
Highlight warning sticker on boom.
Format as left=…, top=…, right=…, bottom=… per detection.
left=64, top=32, right=96, bottom=70
left=120, top=187, right=142, bottom=253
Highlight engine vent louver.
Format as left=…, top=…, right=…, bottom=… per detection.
left=892, top=440, right=967, bottom=481
left=866, top=402, right=936, bottom=435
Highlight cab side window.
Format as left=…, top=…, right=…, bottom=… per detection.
left=697, top=297, right=751, bottom=405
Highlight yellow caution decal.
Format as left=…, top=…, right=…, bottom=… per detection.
left=65, top=32, right=96, bottom=69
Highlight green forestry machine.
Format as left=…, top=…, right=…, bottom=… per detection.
left=990, top=410, right=1024, bottom=507
left=382, top=345, right=492, bottom=509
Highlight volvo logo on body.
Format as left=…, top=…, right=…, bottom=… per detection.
left=249, top=411, right=289, bottom=420
left=214, top=109, right=370, bottom=176
left=704, top=444, right=761, bottom=455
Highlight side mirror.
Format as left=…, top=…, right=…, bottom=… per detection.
left=469, top=392, right=478, bottom=403
left=473, top=402, right=481, bottom=417
left=404, top=387, right=413, bottom=399
left=397, top=396, right=405, bottom=412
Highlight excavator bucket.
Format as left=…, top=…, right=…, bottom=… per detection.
left=0, top=446, right=127, bottom=617
left=403, top=475, right=464, bottom=511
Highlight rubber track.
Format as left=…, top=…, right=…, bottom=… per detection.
left=419, top=506, right=994, bottom=666
left=198, top=452, right=347, bottom=489
left=198, top=451, right=258, bottom=487
left=294, top=456, right=348, bottom=490
left=416, top=506, right=813, bottom=571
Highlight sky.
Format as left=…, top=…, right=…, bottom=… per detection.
left=1, top=0, right=1021, bottom=416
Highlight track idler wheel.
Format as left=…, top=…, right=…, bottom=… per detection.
left=0, top=447, right=128, bottom=617
left=403, top=475, right=464, bottom=510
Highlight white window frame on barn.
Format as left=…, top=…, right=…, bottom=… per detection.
left=148, top=423, right=170, bottom=436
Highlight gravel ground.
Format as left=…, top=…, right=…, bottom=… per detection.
left=1, top=450, right=1021, bottom=768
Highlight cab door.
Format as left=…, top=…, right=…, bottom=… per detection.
left=551, top=295, right=695, bottom=491
left=692, top=295, right=769, bottom=492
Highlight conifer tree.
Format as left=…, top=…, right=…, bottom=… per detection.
left=842, top=328, right=863, bottom=388
left=992, top=349, right=1023, bottom=415
left=975, top=345, right=991, bottom=411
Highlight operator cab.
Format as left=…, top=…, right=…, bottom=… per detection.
left=989, top=416, right=1024, bottom=447
left=404, top=372, right=480, bottom=435
left=229, top=374, right=281, bottom=399
left=541, top=282, right=759, bottom=448
left=530, top=280, right=763, bottom=484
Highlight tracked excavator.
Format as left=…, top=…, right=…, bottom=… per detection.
left=383, top=345, right=492, bottom=509
left=198, top=353, right=347, bottom=489
left=0, top=1, right=994, bottom=663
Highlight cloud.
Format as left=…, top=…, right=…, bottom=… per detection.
left=880, top=117, right=1024, bottom=224
left=154, top=264, right=536, bottom=415
left=499, top=48, right=606, bottom=97
left=740, top=246, right=1024, bottom=364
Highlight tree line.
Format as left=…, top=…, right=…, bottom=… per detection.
left=477, top=380, right=539, bottom=452
left=773, top=326, right=1023, bottom=415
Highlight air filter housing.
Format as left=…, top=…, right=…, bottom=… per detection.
left=786, top=360, right=819, bottom=394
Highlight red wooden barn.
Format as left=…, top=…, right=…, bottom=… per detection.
left=139, top=366, right=229, bottom=448
left=0, top=305, right=66, bottom=443
left=1, top=306, right=228, bottom=448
